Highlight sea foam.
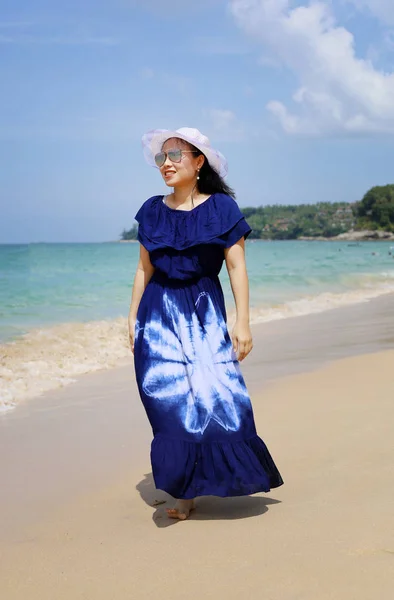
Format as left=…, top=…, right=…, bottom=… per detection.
left=2, top=281, right=394, bottom=414
left=0, top=319, right=131, bottom=413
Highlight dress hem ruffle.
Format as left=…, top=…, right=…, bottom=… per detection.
left=150, top=433, right=284, bottom=500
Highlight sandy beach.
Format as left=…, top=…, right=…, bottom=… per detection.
left=1, top=294, right=394, bottom=599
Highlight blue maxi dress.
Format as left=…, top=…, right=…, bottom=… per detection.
left=133, top=192, right=284, bottom=499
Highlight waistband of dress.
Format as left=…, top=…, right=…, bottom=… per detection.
left=150, top=270, right=219, bottom=287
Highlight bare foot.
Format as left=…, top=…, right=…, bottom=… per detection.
left=166, top=499, right=195, bottom=521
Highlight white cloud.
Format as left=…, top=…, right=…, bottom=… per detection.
left=346, top=0, right=394, bottom=25
left=230, top=0, right=394, bottom=135
left=204, top=108, right=245, bottom=141
left=209, top=109, right=237, bottom=130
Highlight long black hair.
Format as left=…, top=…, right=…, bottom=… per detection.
left=190, top=144, right=236, bottom=199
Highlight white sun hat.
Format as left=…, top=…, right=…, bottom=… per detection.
left=141, top=127, right=228, bottom=178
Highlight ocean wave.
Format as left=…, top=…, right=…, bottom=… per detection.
left=247, top=278, right=394, bottom=325
left=2, top=280, right=394, bottom=414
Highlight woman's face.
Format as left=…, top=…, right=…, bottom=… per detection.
left=159, top=138, right=204, bottom=188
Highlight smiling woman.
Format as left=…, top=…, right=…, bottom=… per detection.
left=142, top=126, right=235, bottom=206
left=128, top=127, right=284, bottom=521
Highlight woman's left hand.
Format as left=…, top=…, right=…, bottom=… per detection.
left=231, top=320, right=253, bottom=362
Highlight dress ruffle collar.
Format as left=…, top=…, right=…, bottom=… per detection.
left=134, top=193, right=246, bottom=251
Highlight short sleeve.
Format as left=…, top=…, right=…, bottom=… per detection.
left=134, top=197, right=156, bottom=249
left=134, top=198, right=149, bottom=226
left=219, top=217, right=252, bottom=248
left=134, top=206, right=143, bottom=224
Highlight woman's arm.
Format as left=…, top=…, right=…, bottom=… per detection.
left=224, top=237, right=253, bottom=362
left=128, top=244, right=155, bottom=353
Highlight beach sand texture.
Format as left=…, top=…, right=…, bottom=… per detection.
left=1, top=294, right=394, bottom=599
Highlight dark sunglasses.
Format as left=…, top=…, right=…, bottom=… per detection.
left=154, top=148, right=198, bottom=168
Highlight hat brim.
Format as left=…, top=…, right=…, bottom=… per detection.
left=141, top=129, right=228, bottom=178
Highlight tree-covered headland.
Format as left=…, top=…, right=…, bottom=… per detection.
left=121, top=184, right=394, bottom=241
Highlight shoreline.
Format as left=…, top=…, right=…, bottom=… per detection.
left=299, top=229, right=394, bottom=241
left=2, top=285, right=394, bottom=414
left=120, top=235, right=394, bottom=242
left=4, top=233, right=394, bottom=245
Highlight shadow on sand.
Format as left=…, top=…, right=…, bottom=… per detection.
left=136, top=472, right=281, bottom=528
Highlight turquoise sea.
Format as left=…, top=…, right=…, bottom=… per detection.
left=1, top=240, right=394, bottom=411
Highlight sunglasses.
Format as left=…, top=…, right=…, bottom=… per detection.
left=154, top=148, right=198, bottom=168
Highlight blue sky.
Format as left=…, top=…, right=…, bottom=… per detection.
left=2, top=0, right=394, bottom=243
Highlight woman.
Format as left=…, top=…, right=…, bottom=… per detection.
left=129, top=127, right=283, bottom=520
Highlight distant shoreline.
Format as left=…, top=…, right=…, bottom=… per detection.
left=117, top=230, right=394, bottom=244
left=297, top=229, right=394, bottom=242
left=4, top=232, right=394, bottom=245
left=118, top=229, right=394, bottom=244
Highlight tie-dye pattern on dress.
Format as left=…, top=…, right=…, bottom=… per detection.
left=133, top=193, right=284, bottom=499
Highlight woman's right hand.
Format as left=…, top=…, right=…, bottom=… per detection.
left=128, top=317, right=136, bottom=354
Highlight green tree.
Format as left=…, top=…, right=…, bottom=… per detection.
left=356, top=184, right=394, bottom=231
left=120, top=225, right=138, bottom=240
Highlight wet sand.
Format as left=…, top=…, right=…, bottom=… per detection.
left=1, top=294, right=394, bottom=598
